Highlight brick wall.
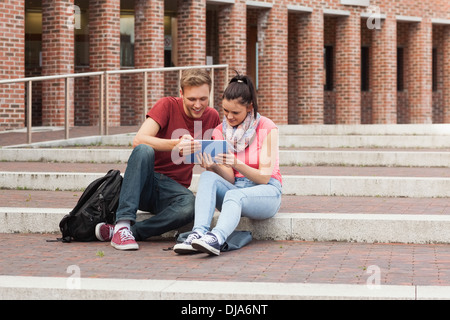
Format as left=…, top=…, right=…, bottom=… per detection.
left=217, top=0, right=247, bottom=117
left=443, top=25, right=450, bottom=123
left=296, top=8, right=324, bottom=124
left=2, top=0, right=450, bottom=130
left=335, top=9, right=361, bottom=124
left=89, top=0, right=120, bottom=127
left=408, top=18, right=433, bottom=123
left=0, top=0, right=25, bottom=130
left=135, top=0, right=164, bottom=121
left=255, top=2, right=288, bottom=124
left=177, top=0, right=206, bottom=66
left=41, top=0, right=75, bottom=127
left=371, top=15, right=397, bottom=124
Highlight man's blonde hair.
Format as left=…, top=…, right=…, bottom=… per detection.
left=180, top=69, right=212, bottom=92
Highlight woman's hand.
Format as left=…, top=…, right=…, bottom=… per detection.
left=197, top=151, right=236, bottom=184
left=196, top=152, right=217, bottom=170
left=214, top=150, right=237, bottom=167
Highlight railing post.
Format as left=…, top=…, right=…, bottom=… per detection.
left=224, top=66, right=229, bottom=90
left=105, top=72, right=109, bottom=136
left=143, top=71, right=148, bottom=123
left=178, top=69, right=183, bottom=96
left=64, top=77, right=70, bottom=140
left=99, top=73, right=104, bottom=136
left=210, top=68, right=214, bottom=108
left=27, top=81, right=32, bottom=144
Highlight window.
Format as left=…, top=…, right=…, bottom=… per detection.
left=164, top=14, right=176, bottom=67
left=120, top=11, right=135, bottom=67
left=324, top=46, right=334, bottom=91
left=361, top=46, right=370, bottom=91
left=25, top=5, right=42, bottom=67
left=432, top=48, right=437, bottom=92
left=397, top=47, right=404, bottom=91
left=75, top=1, right=89, bottom=67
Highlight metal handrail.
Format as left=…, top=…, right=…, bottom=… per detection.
left=0, top=64, right=229, bottom=144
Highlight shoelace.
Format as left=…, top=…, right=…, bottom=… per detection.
left=200, top=233, right=217, bottom=245
left=118, top=228, right=135, bottom=242
left=185, top=232, right=201, bottom=244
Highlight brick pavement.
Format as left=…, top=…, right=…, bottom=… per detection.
left=1, top=233, right=450, bottom=287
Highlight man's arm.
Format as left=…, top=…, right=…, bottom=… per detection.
left=132, top=117, right=179, bottom=151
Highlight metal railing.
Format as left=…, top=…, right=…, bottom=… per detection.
left=0, top=64, right=229, bottom=144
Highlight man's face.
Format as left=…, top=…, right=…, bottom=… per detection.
left=180, top=84, right=210, bottom=119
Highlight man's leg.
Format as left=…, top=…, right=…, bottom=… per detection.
left=115, top=144, right=156, bottom=224
left=111, top=144, right=157, bottom=250
left=131, top=173, right=195, bottom=241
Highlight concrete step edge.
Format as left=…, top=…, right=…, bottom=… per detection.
left=2, top=148, right=450, bottom=167
left=1, top=172, right=449, bottom=197
left=2, top=275, right=434, bottom=300
left=2, top=208, right=450, bottom=244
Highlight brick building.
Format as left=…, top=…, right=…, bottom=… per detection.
left=1, top=0, right=449, bottom=130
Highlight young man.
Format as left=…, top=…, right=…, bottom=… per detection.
left=95, top=69, right=220, bottom=250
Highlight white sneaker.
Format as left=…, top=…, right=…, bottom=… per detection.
left=173, top=231, right=202, bottom=254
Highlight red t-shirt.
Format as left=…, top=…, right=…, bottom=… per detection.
left=146, top=97, right=220, bottom=188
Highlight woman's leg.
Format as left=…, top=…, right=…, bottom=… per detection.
left=192, top=171, right=236, bottom=235
left=211, top=180, right=282, bottom=245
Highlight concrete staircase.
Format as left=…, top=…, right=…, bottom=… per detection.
left=1, top=124, right=449, bottom=244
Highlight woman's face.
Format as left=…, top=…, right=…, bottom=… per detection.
left=222, top=99, right=253, bottom=127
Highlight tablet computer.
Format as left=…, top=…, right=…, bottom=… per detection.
left=185, top=140, right=229, bottom=164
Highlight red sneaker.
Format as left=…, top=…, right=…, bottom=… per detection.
left=95, top=223, right=114, bottom=241
left=111, top=227, right=139, bottom=251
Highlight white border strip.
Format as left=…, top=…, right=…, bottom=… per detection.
left=246, top=0, right=273, bottom=8
left=0, top=276, right=421, bottom=300
left=396, top=15, right=422, bottom=22
left=432, top=18, right=450, bottom=25
left=287, top=4, right=313, bottom=13
left=323, top=9, right=350, bottom=16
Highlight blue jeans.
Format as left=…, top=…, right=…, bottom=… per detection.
left=115, top=144, right=195, bottom=240
left=193, top=171, right=282, bottom=245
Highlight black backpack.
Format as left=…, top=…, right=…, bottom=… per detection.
left=58, top=169, right=123, bottom=242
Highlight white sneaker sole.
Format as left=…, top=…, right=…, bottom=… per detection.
left=191, top=239, right=220, bottom=256
left=95, top=223, right=111, bottom=242
left=111, top=241, right=139, bottom=251
left=173, top=243, right=199, bottom=254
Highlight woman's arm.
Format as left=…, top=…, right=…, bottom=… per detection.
left=197, top=153, right=236, bottom=184
left=211, top=129, right=278, bottom=185
left=230, top=129, right=278, bottom=185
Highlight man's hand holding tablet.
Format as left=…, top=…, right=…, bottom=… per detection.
left=184, top=140, right=230, bottom=165
left=176, top=135, right=201, bottom=157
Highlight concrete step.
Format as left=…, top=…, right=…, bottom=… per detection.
left=279, top=134, right=450, bottom=148
left=1, top=170, right=449, bottom=197
left=8, top=133, right=450, bottom=148
left=277, top=124, right=450, bottom=136
left=278, top=124, right=450, bottom=148
left=2, top=207, right=450, bottom=244
left=4, top=124, right=450, bottom=150
left=1, top=147, right=450, bottom=167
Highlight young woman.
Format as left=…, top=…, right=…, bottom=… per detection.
left=174, top=73, right=282, bottom=256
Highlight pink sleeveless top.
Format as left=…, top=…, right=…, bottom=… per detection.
left=213, top=116, right=282, bottom=184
